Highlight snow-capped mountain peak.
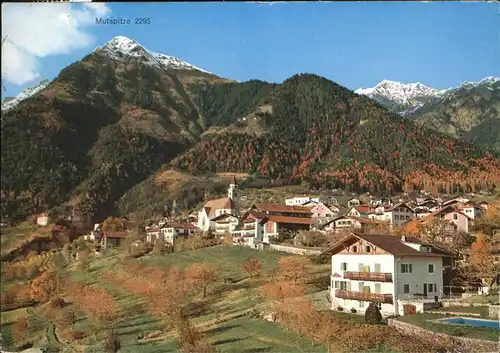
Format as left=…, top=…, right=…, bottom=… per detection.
left=1, top=80, right=50, bottom=112
left=355, top=77, right=499, bottom=116
left=94, top=36, right=211, bottom=74
left=355, top=80, right=446, bottom=115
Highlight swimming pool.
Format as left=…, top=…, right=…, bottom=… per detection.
left=436, top=317, right=500, bottom=329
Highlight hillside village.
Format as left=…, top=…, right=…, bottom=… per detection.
left=1, top=6, right=500, bottom=352
left=2, top=176, right=499, bottom=351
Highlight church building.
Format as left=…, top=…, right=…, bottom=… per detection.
left=197, top=176, right=239, bottom=231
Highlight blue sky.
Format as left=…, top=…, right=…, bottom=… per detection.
left=2, top=2, right=499, bottom=99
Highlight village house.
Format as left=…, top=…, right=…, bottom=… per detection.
left=347, top=205, right=373, bottom=218
left=232, top=211, right=267, bottom=247
left=320, top=215, right=390, bottom=234
left=147, top=223, right=197, bottom=245
left=197, top=177, right=239, bottom=231
left=211, top=213, right=240, bottom=235
left=302, top=201, right=338, bottom=226
left=325, top=233, right=449, bottom=317
left=377, top=203, right=416, bottom=226
left=347, top=197, right=362, bottom=208
left=249, top=203, right=312, bottom=218
left=285, top=196, right=323, bottom=206
left=101, top=231, right=130, bottom=248
left=421, top=205, right=473, bottom=233
left=261, top=215, right=313, bottom=243
left=231, top=210, right=312, bottom=247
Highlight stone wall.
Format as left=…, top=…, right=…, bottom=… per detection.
left=268, top=244, right=323, bottom=256
left=387, top=319, right=499, bottom=353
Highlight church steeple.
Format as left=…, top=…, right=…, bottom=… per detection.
left=228, top=175, right=238, bottom=201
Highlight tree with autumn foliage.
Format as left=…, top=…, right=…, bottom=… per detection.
left=242, top=258, right=262, bottom=278
left=465, top=233, right=499, bottom=290
left=177, top=316, right=217, bottom=353
left=185, top=263, right=219, bottom=298
left=278, top=256, right=311, bottom=285
left=474, top=202, right=500, bottom=235
left=29, top=269, right=60, bottom=303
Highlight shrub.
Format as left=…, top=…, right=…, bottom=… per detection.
left=364, top=302, right=382, bottom=324
left=310, top=252, right=330, bottom=264
left=337, top=305, right=344, bottom=311
left=350, top=308, right=357, bottom=313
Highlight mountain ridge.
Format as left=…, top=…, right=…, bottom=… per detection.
left=1, top=37, right=499, bottom=222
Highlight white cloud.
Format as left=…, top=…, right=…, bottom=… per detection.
left=1, top=3, right=111, bottom=85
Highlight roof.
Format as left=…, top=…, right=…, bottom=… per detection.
left=384, top=202, right=414, bottom=212
left=322, top=215, right=389, bottom=228
left=323, top=233, right=449, bottom=257
left=203, top=197, right=234, bottom=218
left=352, top=205, right=372, bottom=214
left=163, top=222, right=197, bottom=230
left=103, top=231, right=129, bottom=239
left=251, top=203, right=312, bottom=214
left=422, top=204, right=472, bottom=223
left=211, top=213, right=239, bottom=222
left=263, top=215, right=313, bottom=225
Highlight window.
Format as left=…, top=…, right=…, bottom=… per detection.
left=395, top=215, right=400, bottom=220
left=335, top=281, right=348, bottom=290
left=433, top=284, right=437, bottom=292
left=374, top=263, right=381, bottom=272
left=406, top=215, right=410, bottom=220
left=358, top=282, right=364, bottom=292
left=358, top=263, right=364, bottom=272
left=401, top=264, right=413, bottom=273
left=365, top=245, right=371, bottom=253
left=428, top=264, right=434, bottom=273
left=375, top=283, right=381, bottom=293
left=352, top=246, right=358, bottom=253
left=453, top=214, right=458, bottom=220
left=403, top=284, right=410, bottom=293
left=341, top=262, right=348, bottom=271
left=358, top=300, right=365, bottom=308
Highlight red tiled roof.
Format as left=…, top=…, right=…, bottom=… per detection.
left=252, top=203, right=312, bottom=214
left=264, top=215, right=313, bottom=225
left=353, top=205, right=372, bottom=214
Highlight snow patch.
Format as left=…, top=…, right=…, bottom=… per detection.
left=1, top=80, right=49, bottom=112
left=94, top=36, right=211, bottom=74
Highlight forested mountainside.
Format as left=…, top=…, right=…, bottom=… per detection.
left=0, top=46, right=222, bottom=222
left=408, top=77, right=500, bottom=152
left=2, top=47, right=499, bottom=223
left=172, top=74, right=500, bottom=194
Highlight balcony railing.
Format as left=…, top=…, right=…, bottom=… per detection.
left=335, top=290, right=393, bottom=304
left=343, top=271, right=393, bottom=282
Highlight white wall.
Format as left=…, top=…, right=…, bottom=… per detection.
left=330, top=254, right=397, bottom=316
left=395, top=256, right=443, bottom=299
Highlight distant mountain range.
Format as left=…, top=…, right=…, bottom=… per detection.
left=1, top=36, right=499, bottom=222
left=355, top=77, right=500, bottom=151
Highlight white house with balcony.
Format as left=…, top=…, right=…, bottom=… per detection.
left=147, top=222, right=197, bottom=245
left=285, top=196, right=322, bottom=206
left=324, top=233, right=449, bottom=317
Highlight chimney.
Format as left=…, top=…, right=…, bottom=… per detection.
left=401, top=235, right=406, bottom=242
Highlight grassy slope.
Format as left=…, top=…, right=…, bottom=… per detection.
left=2, top=245, right=398, bottom=353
